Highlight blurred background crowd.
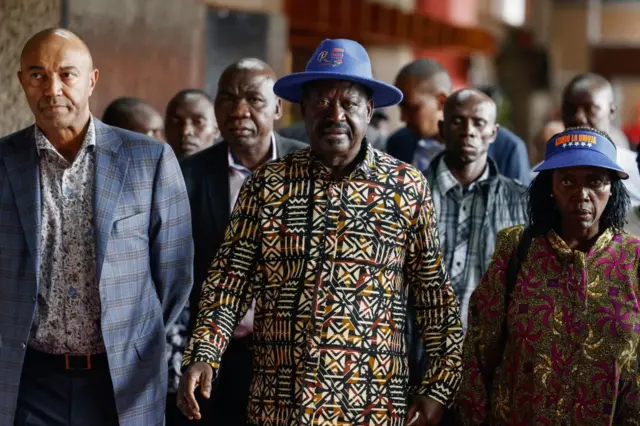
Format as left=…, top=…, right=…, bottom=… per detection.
left=4, top=0, right=640, bottom=163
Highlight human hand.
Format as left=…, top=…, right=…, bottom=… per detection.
left=406, top=396, right=444, bottom=426
left=176, top=362, right=214, bottom=420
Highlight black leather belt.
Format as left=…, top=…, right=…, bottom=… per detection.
left=25, top=348, right=108, bottom=371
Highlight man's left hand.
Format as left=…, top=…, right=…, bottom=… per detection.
left=406, top=396, right=444, bottom=426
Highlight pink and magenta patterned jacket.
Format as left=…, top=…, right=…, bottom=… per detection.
left=457, top=225, right=640, bottom=425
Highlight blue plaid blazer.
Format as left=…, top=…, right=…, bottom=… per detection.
left=0, top=119, right=193, bottom=426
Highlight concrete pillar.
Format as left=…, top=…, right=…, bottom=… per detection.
left=204, top=8, right=288, bottom=96
left=0, top=0, right=61, bottom=136
left=66, top=0, right=207, bottom=119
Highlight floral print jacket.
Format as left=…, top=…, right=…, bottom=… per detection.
left=457, top=225, right=640, bottom=425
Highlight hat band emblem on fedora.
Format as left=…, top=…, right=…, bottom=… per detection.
left=317, top=47, right=344, bottom=67
left=554, top=132, right=597, bottom=148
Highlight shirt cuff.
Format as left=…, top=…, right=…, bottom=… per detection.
left=416, top=372, right=460, bottom=406
left=181, top=339, right=221, bottom=372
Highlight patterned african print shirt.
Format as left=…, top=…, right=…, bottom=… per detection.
left=457, top=225, right=640, bottom=425
left=30, top=118, right=105, bottom=354
left=183, top=143, right=463, bottom=426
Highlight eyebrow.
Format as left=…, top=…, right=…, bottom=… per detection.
left=60, top=66, right=81, bottom=73
left=26, top=65, right=81, bottom=72
left=244, top=91, right=265, bottom=97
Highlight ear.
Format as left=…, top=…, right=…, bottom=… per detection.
left=610, top=102, right=617, bottom=120
left=366, top=98, right=374, bottom=124
left=17, top=70, right=23, bottom=85
left=88, top=68, right=99, bottom=97
left=273, top=97, right=283, bottom=121
left=436, top=92, right=448, bottom=111
left=438, top=119, right=445, bottom=140
left=488, top=123, right=500, bottom=144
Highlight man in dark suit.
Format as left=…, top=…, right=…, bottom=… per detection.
left=387, top=59, right=531, bottom=183
left=166, top=58, right=305, bottom=426
left=0, top=28, right=193, bottom=426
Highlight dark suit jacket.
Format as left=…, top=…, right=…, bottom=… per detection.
left=386, top=126, right=532, bottom=183
left=178, top=133, right=305, bottom=424
left=180, top=133, right=307, bottom=331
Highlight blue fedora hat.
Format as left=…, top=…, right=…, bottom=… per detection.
left=274, top=39, right=403, bottom=108
left=534, top=127, right=628, bottom=179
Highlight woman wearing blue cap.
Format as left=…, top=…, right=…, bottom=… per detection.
left=456, top=127, right=640, bottom=425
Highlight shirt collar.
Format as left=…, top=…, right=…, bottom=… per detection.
left=228, top=133, right=277, bottom=175
left=435, top=155, right=490, bottom=195
left=34, top=116, right=97, bottom=157
left=309, top=138, right=375, bottom=181
left=547, top=228, right=614, bottom=259
left=417, top=138, right=442, bottom=148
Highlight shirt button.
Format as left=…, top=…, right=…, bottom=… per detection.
left=456, top=262, right=462, bottom=267
left=21, top=343, right=26, bottom=349
left=31, top=297, right=36, bottom=303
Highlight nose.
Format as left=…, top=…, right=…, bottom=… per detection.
left=182, top=120, right=195, bottom=136
left=230, top=99, right=251, bottom=118
left=43, top=74, right=63, bottom=97
left=576, top=185, right=590, bottom=201
left=462, top=119, right=474, bottom=136
left=328, top=102, right=345, bottom=123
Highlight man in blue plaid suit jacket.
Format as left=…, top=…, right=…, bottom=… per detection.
left=0, top=29, right=193, bottom=425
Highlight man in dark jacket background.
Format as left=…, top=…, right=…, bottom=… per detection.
left=166, top=58, right=306, bottom=426
left=387, top=59, right=531, bottom=183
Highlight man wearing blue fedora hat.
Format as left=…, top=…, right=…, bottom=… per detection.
left=178, top=39, right=463, bottom=426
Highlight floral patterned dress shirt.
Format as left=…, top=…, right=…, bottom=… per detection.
left=29, top=119, right=105, bottom=355
left=457, top=225, right=640, bottom=425
left=183, top=143, right=463, bottom=426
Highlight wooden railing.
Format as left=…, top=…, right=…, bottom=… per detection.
left=285, top=0, right=495, bottom=53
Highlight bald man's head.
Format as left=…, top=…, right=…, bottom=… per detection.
left=395, top=59, right=452, bottom=94
left=561, top=72, right=615, bottom=133
left=440, top=89, right=498, bottom=168
left=18, top=28, right=98, bottom=133
left=394, top=59, right=452, bottom=139
left=443, top=89, right=496, bottom=119
left=215, top=58, right=282, bottom=151
left=103, top=97, right=164, bottom=141
left=21, top=28, right=93, bottom=70
left=222, top=58, right=277, bottom=79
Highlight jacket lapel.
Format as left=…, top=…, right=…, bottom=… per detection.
left=207, top=140, right=231, bottom=235
left=93, top=120, right=129, bottom=282
left=4, top=127, right=41, bottom=259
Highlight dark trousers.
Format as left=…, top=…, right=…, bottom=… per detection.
left=14, top=349, right=119, bottom=426
left=166, top=336, right=253, bottom=426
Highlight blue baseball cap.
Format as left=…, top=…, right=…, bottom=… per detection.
left=534, top=128, right=628, bottom=179
left=273, top=39, right=403, bottom=108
